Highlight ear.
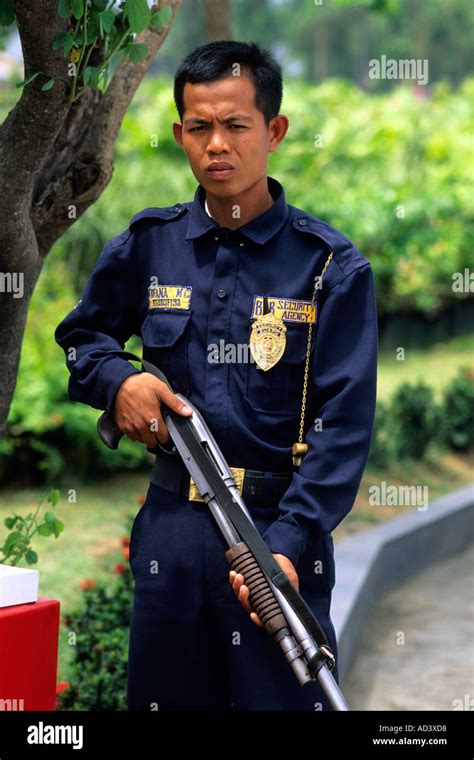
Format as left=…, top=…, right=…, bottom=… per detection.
left=172, top=122, right=184, bottom=149
left=268, top=114, right=289, bottom=153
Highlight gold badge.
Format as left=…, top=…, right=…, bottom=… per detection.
left=249, top=312, right=287, bottom=371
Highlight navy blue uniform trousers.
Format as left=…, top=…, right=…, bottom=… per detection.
left=127, top=480, right=339, bottom=711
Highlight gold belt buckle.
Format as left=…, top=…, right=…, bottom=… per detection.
left=188, top=467, right=245, bottom=502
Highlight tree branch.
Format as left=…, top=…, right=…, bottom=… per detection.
left=31, top=0, right=183, bottom=254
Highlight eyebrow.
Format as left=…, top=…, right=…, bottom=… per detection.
left=184, top=114, right=254, bottom=126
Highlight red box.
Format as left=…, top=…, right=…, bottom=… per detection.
left=0, top=597, right=60, bottom=711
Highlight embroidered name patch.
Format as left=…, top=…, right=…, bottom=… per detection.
left=149, top=285, right=192, bottom=310
left=252, top=296, right=317, bottom=324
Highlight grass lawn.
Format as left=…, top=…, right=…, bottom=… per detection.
left=377, top=334, right=473, bottom=402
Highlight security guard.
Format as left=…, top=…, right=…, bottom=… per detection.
left=55, top=40, right=378, bottom=711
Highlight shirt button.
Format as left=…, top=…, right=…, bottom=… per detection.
left=239, top=241, right=245, bottom=247
left=214, top=235, right=219, bottom=241
left=298, top=218, right=308, bottom=226
left=217, top=289, right=226, bottom=299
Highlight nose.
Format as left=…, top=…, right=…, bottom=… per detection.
left=207, top=127, right=230, bottom=155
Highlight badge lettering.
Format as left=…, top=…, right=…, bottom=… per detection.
left=252, top=296, right=316, bottom=324
left=148, top=285, right=192, bottom=310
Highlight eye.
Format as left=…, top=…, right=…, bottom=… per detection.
left=189, top=126, right=207, bottom=132
left=229, top=124, right=246, bottom=129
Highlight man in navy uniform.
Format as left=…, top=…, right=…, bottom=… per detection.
left=55, top=40, right=378, bottom=711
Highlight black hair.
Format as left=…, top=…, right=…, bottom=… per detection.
left=173, top=40, right=283, bottom=126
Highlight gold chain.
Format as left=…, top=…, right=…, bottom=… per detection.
left=292, top=250, right=334, bottom=465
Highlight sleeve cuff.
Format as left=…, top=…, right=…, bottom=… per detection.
left=102, top=360, right=142, bottom=411
left=68, top=357, right=142, bottom=411
left=261, top=520, right=307, bottom=568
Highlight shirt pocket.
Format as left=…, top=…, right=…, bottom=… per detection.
left=244, top=320, right=315, bottom=417
left=140, top=310, right=192, bottom=395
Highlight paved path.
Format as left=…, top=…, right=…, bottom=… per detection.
left=343, top=545, right=474, bottom=710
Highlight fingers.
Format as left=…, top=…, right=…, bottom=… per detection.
left=229, top=570, right=263, bottom=628
left=158, top=384, right=193, bottom=417
left=153, top=383, right=193, bottom=444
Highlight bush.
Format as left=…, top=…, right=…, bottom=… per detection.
left=0, top=259, right=147, bottom=484
left=390, top=382, right=440, bottom=460
left=441, top=366, right=474, bottom=451
left=57, top=522, right=134, bottom=711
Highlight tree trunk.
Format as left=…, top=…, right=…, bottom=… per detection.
left=0, top=239, right=42, bottom=439
left=0, top=0, right=183, bottom=438
left=202, top=0, right=231, bottom=42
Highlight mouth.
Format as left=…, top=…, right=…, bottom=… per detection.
left=206, top=164, right=234, bottom=179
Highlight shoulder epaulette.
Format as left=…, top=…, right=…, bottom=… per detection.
left=290, top=207, right=370, bottom=285
left=129, top=203, right=188, bottom=230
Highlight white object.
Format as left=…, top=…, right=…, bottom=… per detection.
left=0, top=565, right=39, bottom=608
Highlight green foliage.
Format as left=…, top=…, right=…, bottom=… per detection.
left=0, top=0, right=14, bottom=27
left=441, top=366, right=474, bottom=451
left=276, top=76, right=474, bottom=316
left=389, top=382, right=439, bottom=460
left=1, top=258, right=147, bottom=482
left=57, top=520, right=134, bottom=710
left=11, top=1, right=171, bottom=99
left=0, top=489, right=63, bottom=566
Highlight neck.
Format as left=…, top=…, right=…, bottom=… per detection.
left=204, top=176, right=274, bottom=229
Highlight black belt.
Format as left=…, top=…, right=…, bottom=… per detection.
left=150, top=456, right=293, bottom=505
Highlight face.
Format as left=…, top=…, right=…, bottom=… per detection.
left=173, top=70, right=288, bottom=198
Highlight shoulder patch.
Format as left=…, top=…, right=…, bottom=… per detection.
left=129, top=203, right=187, bottom=230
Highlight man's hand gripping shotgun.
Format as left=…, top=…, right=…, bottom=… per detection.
left=97, top=354, right=349, bottom=711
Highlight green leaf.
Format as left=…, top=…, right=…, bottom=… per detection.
left=92, top=0, right=107, bottom=9
left=123, top=0, right=151, bottom=34
left=15, top=70, right=40, bottom=89
left=48, top=488, right=60, bottom=507
left=83, top=66, right=100, bottom=88
left=58, top=0, right=71, bottom=19
left=125, top=42, right=148, bottom=63
left=150, top=6, right=172, bottom=29
left=25, top=550, right=38, bottom=565
left=99, top=8, right=115, bottom=34
left=71, top=0, right=84, bottom=19
left=41, top=78, right=55, bottom=92
left=44, top=511, right=57, bottom=525
left=52, top=31, right=74, bottom=55
left=0, top=0, right=14, bottom=26
left=90, top=67, right=100, bottom=88
left=4, top=517, right=16, bottom=530
left=4, top=532, right=23, bottom=551
left=37, top=524, right=52, bottom=536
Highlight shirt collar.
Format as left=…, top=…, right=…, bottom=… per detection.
left=185, top=175, right=289, bottom=245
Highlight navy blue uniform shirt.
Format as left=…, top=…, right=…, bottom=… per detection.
left=55, top=175, right=378, bottom=567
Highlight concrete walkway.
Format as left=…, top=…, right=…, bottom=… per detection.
left=343, top=544, right=474, bottom=710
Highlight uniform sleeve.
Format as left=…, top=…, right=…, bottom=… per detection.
left=54, top=231, right=142, bottom=412
left=262, top=262, right=378, bottom=567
